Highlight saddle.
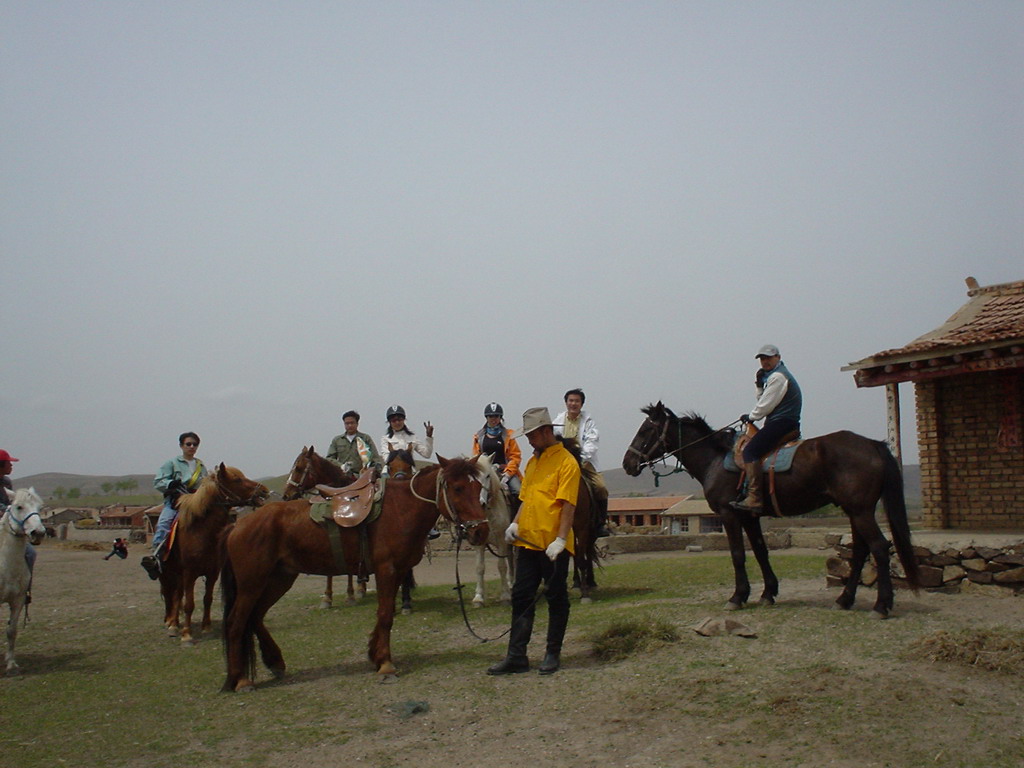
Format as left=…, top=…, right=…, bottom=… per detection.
left=314, top=469, right=378, bottom=528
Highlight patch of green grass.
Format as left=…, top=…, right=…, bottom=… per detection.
left=590, top=616, right=681, bottom=660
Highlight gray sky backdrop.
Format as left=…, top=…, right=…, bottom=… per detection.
left=2, top=2, right=1021, bottom=482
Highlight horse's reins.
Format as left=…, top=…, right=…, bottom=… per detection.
left=408, top=467, right=487, bottom=538
left=627, top=417, right=743, bottom=485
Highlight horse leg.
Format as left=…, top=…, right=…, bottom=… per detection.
left=497, top=543, right=512, bottom=603
left=576, top=550, right=593, bottom=604
left=400, top=571, right=414, bottom=615
left=473, top=545, right=486, bottom=607
left=252, top=571, right=299, bottom=679
left=835, top=528, right=869, bottom=611
left=5, top=600, right=23, bottom=676
left=848, top=511, right=895, bottom=619
left=180, top=572, right=200, bottom=646
left=200, top=572, right=217, bottom=635
left=369, top=566, right=401, bottom=677
left=741, top=517, right=779, bottom=606
left=223, top=588, right=263, bottom=692
left=319, top=576, right=333, bottom=610
left=720, top=511, right=752, bottom=610
left=161, top=572, right=182, bottom=637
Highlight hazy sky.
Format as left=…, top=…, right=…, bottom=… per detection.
left=2, top=2, right=1021, bottom=482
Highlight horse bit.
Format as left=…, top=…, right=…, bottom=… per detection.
left=408, top=469, right=486, bottom=541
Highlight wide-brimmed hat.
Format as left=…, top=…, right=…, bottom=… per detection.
left=0, top=449, right=19, bottom=462
left=756, top=344, right=780, bottom=358
left=513, top=407, right=553, bottom=438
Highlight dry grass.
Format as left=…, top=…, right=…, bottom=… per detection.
left=589, top=615, right=681, bottom=660
left=907, top=628, right=1024, bottom=673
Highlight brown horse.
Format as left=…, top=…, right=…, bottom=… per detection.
left=220, top=455, right=489, bottom=691
left=622, top=402, right=919, bottom=618
left=158, top=464, right=269, bottom=644
left=281, top=446, right=358, bottom=607
left=558, top=437, right=602, bottom=603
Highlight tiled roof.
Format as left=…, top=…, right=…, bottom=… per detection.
left=848, top=278, right=1024, bottom=367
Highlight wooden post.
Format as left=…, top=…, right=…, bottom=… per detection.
left=885, top=382, right=902, bottom=468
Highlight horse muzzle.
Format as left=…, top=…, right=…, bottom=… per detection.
left=28, top=530, right=45, bottom=545
left=460, top=520, right=490, bottom=547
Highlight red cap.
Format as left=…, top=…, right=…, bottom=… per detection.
left=0, top=450, right=19, bottom=462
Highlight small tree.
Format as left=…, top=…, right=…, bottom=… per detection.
left=67, top=488, right=81, bottom=500
left=101, top=482, right=113, bottom=495
left=53, top=486, right=66, bottom=501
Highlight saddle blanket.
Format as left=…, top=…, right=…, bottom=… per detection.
left=723, top=437, right=802, bottom=473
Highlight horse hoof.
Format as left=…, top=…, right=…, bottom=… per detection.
left=832, top=602, right=852, bottom=611
left=724, top=601, right=743, bottom=612
left=5, top=666, right=21, bottom=677
left=868, top=610, right=889, bottom=620
left=472, top=600, right=484, bottom=608
left=166, top=627, right=180, bottom=638
left=401, top=607, right=412, bottom=616
left=234, top=680, right=256, bottom=693
left=319, top=600, right=334, bottom=610
left=378, top=673, right=399, bottom=684
left=269, top=665, right=286, bottom=679
left=758, top=597, right=775, bottom=608
left=580, top=596, right=593, bottom=605
left=180, top=637, right=196, bottom=647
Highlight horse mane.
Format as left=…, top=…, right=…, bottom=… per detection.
left=177, top=467, right=245, bottom=528
left=643, top=404, right=735, bottom=453
left=436, top=455, right=480, bottom=483
left=556, top=436, right=583, bottom=465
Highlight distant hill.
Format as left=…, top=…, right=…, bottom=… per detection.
left=17, top=473, right=157, bottom=500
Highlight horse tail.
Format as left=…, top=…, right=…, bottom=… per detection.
left=877, top=441, right=920, bottom=592
left=220, top=526, right=257, bottom=690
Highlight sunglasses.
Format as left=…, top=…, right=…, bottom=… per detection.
left=183, top=442, right=199, bottom=448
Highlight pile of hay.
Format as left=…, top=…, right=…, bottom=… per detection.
left=908, top=629, right=1024, bottom=674
left=590, top=617, right=681, bottom=661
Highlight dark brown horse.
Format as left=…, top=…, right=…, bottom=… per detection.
left=220, top=455, right=489, bottom=691
left=622, top=402, right=919, bottom=618
left=558, top=438, right=602, bottom=603
left=281, top=446, right=359, bottom=607
left=158, top=464, right=269, bottom=644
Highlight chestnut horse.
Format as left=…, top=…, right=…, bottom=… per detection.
left=281, top=446, right=358, bottom=607
left=220, top=455, right=489, bottom=692
left=158, top=464, right=268, bottom=644
left=557, top=437, right=602, bottom=603
left=622, top=402, right=919, bottom=618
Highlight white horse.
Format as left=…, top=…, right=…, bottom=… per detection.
left=473, top=455, right=515, bottom=607
left=1, top=488, right=46, bottom=676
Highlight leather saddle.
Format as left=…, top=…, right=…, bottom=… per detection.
left=315, top=469, right=378, bottom=528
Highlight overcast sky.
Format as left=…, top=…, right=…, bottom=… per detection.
left=2, top=2, right=1021, bottom=483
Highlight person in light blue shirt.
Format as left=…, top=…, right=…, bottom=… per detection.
left=141, top=432, right=207, bottom=579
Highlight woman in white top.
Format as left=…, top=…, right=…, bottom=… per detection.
left=381, top=405, right=438, bottom=539
left=380, top=404, right=434, bottom=463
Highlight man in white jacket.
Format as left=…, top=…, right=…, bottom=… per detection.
left=554, top=389, right=611, bottom=537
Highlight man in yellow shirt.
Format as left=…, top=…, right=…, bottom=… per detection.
left=487, top=407, right=579, bottom=676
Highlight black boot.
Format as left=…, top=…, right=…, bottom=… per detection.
left=488, top=607, right=533, bottom=675
left=730, top=460, right=764, bottom=513
left=538, top=653, right=560, bottom=675
left=140, top=555, right=161, bottom=580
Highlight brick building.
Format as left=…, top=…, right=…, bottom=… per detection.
left=844, top=277, right=1023, bottom=529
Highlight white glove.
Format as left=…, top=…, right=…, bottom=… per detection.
left=545, top=537, right=566, bottom=561
left=504, top=522, right=518, bottom=544
left=499, top=474, right=510, bottom=488
left=340, top=462, right=352, bottom=473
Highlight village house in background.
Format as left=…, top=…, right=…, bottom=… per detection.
left=844, top=276, right=1024, bottom=530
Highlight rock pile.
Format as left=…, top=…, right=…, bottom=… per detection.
left=826, top=533, right=1024, bottom=594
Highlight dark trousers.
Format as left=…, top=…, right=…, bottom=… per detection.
left=507, top=546, right=571, bottom=659
left=742, top=418, right=799, bottom=463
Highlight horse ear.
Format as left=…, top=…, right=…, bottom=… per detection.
left=217, top=462, right=227, bottom=477
left=436, top=454, right=449, bottom=467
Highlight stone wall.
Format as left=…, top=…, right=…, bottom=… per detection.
left=827, top=531, right=1024, bottom=594
left=916, top=370, right=1024, bottom=529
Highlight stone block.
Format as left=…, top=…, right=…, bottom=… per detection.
left=993, top=567, right=1024, bottom=584
left=942, top=565, right=966, bottom=584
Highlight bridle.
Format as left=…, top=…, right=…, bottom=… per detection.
left=284, top=458, right=311, bottom=494
left=3, top=503, right=42, bottom=538
left=626, top=414, right=742, bottom=485
left=408, top=467, right=487, bottom=540
left=213, top=475, right=268, bottom=508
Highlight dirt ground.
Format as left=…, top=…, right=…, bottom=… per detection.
left=13, top=541, right=1024, bottom=768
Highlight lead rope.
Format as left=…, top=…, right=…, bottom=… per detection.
left=646, top=418, right=744, bottom=487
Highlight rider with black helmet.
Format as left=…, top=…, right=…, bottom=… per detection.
left=472, top=402, right=523, bottom=504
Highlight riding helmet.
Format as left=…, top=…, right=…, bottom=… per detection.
left=386, top=404, right=406, bottom=420
left=484, top=402, right=503, bottom=418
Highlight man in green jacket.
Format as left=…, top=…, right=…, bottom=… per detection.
left=326, top=411, right=382, bottom=474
